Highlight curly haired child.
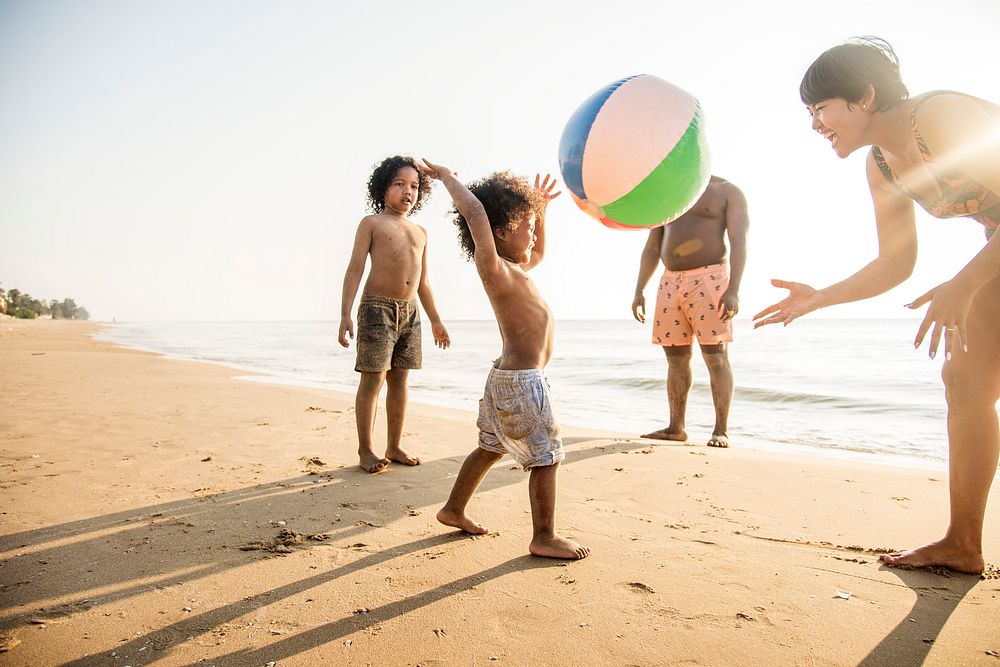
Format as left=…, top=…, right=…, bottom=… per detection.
left=339, top=156, right=451, bottom=473
left=419, top=158, right=589, bottom=560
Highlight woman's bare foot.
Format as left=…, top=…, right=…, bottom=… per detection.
left=437, top=507, right=489, bottom=535
left=707, top=433, right=729, bottom=448
left=359, top=450, right=389, bottom=474
left=879, top=539, right=984, bottom=575
left=386, top=447, right=420, bottom=466
left=529, top=534, right=590, bottom=560
left=641, top=428, right=687, bottom=441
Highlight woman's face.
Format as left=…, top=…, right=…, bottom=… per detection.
left=807, top=98, right=868, bottom=158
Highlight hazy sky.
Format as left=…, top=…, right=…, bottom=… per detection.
left=2, top=0, right=998, bottom=322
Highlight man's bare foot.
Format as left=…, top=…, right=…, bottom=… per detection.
left=879, top=539, right=985, bottom=575
left=707, top=433, right=729, bottom=448
left=386, top=448, right=421, bottom=466
left=529, top=534, right=590, bottom=560
left=641, top=428, right=687, bottom=441
left=359, top=451, right=389, bottom=474
left=436, top=507, right=489, bottom=535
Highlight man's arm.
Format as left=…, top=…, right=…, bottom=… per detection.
left=339, top=217, right=374, bottom=347
left=719, top=184, right=749, bottom=320
left=632, top=227, right=664, bottom=322
left=416, top=230, right=451, bottom=349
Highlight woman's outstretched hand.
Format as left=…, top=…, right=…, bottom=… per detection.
left=752, top=279, right=820, bottom=328
left=907, top=279, right=972, bottom=359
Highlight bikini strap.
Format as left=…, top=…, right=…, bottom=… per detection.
left=871, top=146, right=905, bottom=194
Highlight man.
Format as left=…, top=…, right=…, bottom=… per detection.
left=631, top=176, right=749, bottom=448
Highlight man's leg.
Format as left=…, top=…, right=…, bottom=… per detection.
left=700, top=343, right=733, bottom=448
left=384, top=368, right=419, bottom=465
left=527, top=463, right=590, bottom=560
left=437, top=447, right=504, bottom=534
left=642, top=345, right=693, bottom=441
left=356, top=370, right=389, bottom=472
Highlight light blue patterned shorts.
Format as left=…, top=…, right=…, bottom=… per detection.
left=477, top=368, right=564, bottom=470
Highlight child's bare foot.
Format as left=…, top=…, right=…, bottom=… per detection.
left=436, top=507, right=489, bottom=535
left=359, top=450, right=389, bottom=474
left=707, top=433, right=729, bottom=448
left=386, top=447, right=421, bottom=466
left=529, top=534, right=590, bottom=560
left=879, top=539, right=984, bottom=575
left=641, top=428, right=687, bottom=441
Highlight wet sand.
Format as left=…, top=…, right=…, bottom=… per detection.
left=1, top=319, right=998, bottom=665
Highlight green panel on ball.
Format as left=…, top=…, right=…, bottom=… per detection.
left=601, top=111, right=709, bottom=228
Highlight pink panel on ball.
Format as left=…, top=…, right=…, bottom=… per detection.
left=582, top=75, right=698, bottom=206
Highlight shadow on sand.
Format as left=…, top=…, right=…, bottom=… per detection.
left=1, top=435, right=650, bottom=664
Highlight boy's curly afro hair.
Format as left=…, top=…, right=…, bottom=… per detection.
left=366, top=155, right=433, bottom=214
left=453, top=171, right=547, bottom=262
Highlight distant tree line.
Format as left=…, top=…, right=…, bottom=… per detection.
left=0, top=284, right=90, bottom=320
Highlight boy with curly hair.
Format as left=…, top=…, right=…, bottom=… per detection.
left=419, top=158, right=590, bottom=560
left=339, top=155, right=451, bottom=473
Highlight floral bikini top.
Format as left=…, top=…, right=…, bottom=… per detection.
left=871, top=91, right=999, bottom=238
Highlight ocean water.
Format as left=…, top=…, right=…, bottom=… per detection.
left=95, top=319, right=958, bottom=468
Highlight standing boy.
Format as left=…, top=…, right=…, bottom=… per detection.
left=631, top=176, right=749, bottom=448
left=340, top=156, right=451, bottom=473
left=419, top=158, right=589, bottom=560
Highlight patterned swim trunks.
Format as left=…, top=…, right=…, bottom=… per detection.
left=355, top=295, right=422, bottom=373
left=651, top=263, right=733, bottom=346
left=477, top=367, right=564, bottom=470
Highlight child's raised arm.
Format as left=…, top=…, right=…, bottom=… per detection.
left=418, top=159, right=502, bottom=270
left=522, top=173, right=561, bottom=272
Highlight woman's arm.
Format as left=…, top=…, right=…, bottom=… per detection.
left=906, top=96, right=1000, bottom=356
left=754, top=154, right=918, bottom=327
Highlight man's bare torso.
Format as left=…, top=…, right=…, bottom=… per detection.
left=362, top=214, right=426, bottom=301
left=486, top=263, right=554, bottom=370
left=660, top=177, right=730, bottom=272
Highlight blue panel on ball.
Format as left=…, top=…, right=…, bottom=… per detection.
left=558, top=75, right=635, bottom=201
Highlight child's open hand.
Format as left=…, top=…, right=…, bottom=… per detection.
left=338, top=318, right=354, bottom=348
left=432, top=322, right=451, bottom=349
left=534, top=174, right=562, bottom=201
left=419, top=158, right=454, bottom=181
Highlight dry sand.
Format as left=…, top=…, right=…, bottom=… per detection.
left=1, top=320, right=998, bottom=666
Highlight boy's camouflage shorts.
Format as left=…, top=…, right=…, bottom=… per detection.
left=355, top=295, right=422, bottom=373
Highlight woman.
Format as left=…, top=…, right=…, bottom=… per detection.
left=753, top=37, right=1000, bottom=574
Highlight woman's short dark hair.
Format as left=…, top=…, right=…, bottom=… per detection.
left=800, top=37, right=908, bottom=112
left=366, top=155, right=432, bottom=214
left=452, top=172, right=546, bottom=262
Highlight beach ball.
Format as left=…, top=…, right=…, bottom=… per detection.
left=558, top=75, right=711, bottom=231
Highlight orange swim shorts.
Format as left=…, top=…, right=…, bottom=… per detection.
left=651, top=263, right=733, bottom=346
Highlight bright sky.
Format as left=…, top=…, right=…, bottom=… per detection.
left=2, top=0, right=998, bottom=322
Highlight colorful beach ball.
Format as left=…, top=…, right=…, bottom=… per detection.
left=558, top=75, right=711, bottom=231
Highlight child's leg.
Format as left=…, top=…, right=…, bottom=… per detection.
left=437, top=447, right=504, bottom=534
left=527, top=463, right=590, bottom=560
left=384, top=368, right=419, bottom=465
left=356, top=371, right=389, bottom=473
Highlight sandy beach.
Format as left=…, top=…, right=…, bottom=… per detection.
left=1, top=320, right=998, bottom=666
